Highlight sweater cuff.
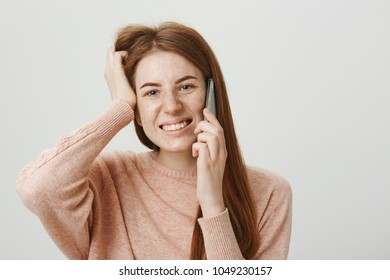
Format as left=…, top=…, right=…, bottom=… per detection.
left=95, top=100, right=134, bottom=142
left=197, top=208, right=244, bottom=260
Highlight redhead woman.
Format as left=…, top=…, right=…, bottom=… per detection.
left=16, top=22, right=292, bottom=260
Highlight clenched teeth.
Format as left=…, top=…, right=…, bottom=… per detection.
left=161, top=120, right=190, bottom=131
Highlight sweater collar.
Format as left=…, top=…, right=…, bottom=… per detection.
left=139, top=152, right=197, bottom=181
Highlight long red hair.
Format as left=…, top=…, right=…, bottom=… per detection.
left=115, top=22, right=259, bottom=259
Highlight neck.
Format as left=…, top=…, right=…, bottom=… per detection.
left=152, top=149, right=197, bottom=172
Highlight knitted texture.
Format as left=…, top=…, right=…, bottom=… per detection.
left=16, top=100, right=292, bottom=259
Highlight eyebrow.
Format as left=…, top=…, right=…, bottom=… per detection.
left=139, top=75, right=198, bottom=89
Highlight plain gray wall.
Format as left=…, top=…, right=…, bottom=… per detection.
left=1, top=0, right=389, bottom=259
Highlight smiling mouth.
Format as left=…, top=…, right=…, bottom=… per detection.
left=160, top=120, right=192, bottom=131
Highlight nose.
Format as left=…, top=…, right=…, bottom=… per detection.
left=162, top=93, right=182, bottom=114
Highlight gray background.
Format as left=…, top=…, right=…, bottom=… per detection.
left=1, top=0, right=389, bottom=259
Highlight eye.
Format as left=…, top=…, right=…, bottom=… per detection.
left=146, top=90, right=158, bottom=96
left=179, top=84, right=193, bottom=91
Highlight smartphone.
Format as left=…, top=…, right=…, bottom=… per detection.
left=205, top=78, right=217, bottom=120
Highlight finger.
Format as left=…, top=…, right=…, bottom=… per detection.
left=197, top=132, right=219, bottom=160
left=192, top=142, right=199, bottom=157
left=192, top=142, right=210, bottom=161
left=106, top=46, right=115, bottom=69
left=194, top=120, right=215, bottom=135
left=197, top=109, right=223, bottom=133
left=203, top=108, right=218, bottom=124
left=113, top=50, right=128, bottom=70
left=194, top=120, right=226, bottom=151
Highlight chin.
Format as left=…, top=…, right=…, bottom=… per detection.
left=161, top=145, right=193, bottom=154
left=158, top=139, right=195, bottom=154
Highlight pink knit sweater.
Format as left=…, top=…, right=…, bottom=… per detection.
left=16, top=100, right=292, bottom=260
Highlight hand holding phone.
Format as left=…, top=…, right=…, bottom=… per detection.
left=194, top=78, right=226, bottom=217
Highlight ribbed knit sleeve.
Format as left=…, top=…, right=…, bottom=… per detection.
left=254, top=176, right=292, bottom=259
left=16, top=100, right=133, bottom=259
left=198, top=171, right=292, bottom=260
left=198, top=209, right=244, bottom=259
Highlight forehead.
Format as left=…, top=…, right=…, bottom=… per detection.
left=134, top=51, right=203, bottom=84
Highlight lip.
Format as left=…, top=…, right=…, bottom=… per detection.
left=159, top=118, right=192, bottom=126
left=159, top=118, right=193, bottom=135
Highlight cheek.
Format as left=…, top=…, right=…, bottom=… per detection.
left=189, top=91, right=206, bottom=110
left=137, top=102, right=158, bottom=126
left=184, top=98, right=205, bottom=124
left=194, top=96, right=206, bottom=114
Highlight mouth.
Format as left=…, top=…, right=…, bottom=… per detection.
left=160, top=119, right=192, bottom=132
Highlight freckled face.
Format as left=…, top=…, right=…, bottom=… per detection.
left=134, top=51, right=206, bottom=153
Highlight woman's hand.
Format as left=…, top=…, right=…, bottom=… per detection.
left=104, top=47, right=137, bottom=109
left=192, top=108, right=227, bottom=218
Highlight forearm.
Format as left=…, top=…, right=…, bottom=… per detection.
left=198, top=209, right=245, bottom=260
left=16, top=100, right=133, bottom=258
left=17, top=100, right=132, bottom=208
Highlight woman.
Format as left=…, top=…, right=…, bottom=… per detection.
left=16, top=22, right=292, bottom=260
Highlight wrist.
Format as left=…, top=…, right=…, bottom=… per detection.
left=200, top=199, right=225, bottom=218
left=114, top=97, right=136, bottom=110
